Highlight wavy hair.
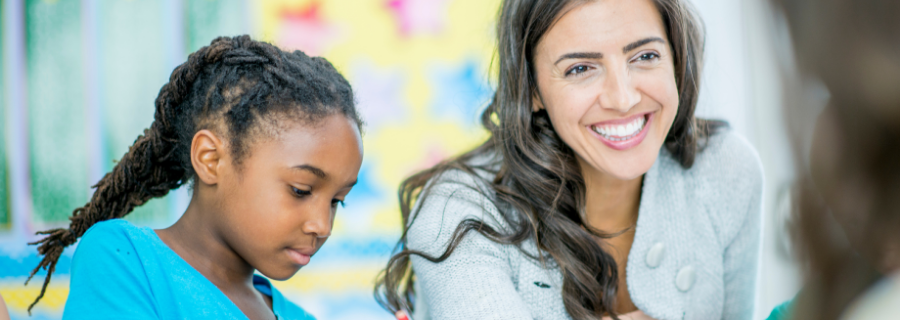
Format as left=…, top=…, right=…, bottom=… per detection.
left=375, top=0, right=723, bottom=318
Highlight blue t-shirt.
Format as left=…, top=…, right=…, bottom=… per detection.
left=766, top=300, right=792, bottom=320
left=63, top=219, right=315, bottom=320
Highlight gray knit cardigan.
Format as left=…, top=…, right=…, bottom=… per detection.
left=406, top=130, right=763, bottom=320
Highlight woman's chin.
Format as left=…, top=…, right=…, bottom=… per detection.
left=579, top=142, right=658, bottom=180
left=592, top=153, right=659, bottom=182
left=607, top=165, right=653, bottom=181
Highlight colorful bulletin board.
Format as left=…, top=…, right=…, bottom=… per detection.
left=0, top=0, right=501, bottom=319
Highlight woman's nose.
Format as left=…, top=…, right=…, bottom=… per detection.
left=598, top=65, right=641, bottom=112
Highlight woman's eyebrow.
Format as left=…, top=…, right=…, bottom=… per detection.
left=554, top=52, right=603, bottom=65
left=552, top=37, right=666, bottom=65
left=623, top=37, right=666, bottom=53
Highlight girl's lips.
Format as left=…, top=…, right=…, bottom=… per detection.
left=587, top=112, right=653, bottom=151
left=286, top=248, right=313, bottom=266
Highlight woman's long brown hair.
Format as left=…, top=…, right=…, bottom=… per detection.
left=375, top=1, right=725, bottom=319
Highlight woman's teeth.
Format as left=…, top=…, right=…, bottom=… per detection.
left=591, top=116, right=646, bottom=141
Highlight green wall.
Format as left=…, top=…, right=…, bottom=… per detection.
left=98, top=0, right=170, bottom=223
left=187, top=0, right=247, bottom=52
left=26, top=0, right=88, bottom=223
left=0, top=0, right=9, bottom=228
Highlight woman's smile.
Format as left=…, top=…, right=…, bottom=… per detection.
left=588, top=112, right=654, bottom=150
left=532, top=0, right=679, bottom=181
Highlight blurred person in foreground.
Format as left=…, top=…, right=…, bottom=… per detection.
left=0, top=294, right=9, bottom=320
left=767, top=0, right=900, bottom=319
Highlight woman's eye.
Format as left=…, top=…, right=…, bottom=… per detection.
left=635, top=52, right=660, bottom=62
left=565, top=65, right=591, bottom=77
left=331, top=199, right=345, bottom=208
left=291, top=186, right=311, bottom=197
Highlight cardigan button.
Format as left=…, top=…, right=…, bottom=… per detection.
left=645, top=242, right=665, bottom=268
left=676, top=265, right=696, bottom=292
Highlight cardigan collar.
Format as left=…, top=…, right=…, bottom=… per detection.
left=627, top=148, right=688, bottom=320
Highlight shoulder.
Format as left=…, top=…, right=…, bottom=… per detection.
left=71, top=219, right=157, bottom=278
left=76, top=219, right=149, bottom=259
left=655, top=129, right=764, bottom=240
left=692, top=129, right=764, bottom=185
left=406, top=155, right=510, bottom=254
left=416, top=152, right=503, bottom=225
left=81, top=219, right=144, bottom=238
left=658, top=129, right=764, bottom=198
left=841, top=273, right=900, bottom=320
left=694, top=130, right=764, bottom=213
left=65, top=219, right=159, bottom=318
left=700, top=130, right=764, bottom=239
left=425, top=151, right=499, bottom=198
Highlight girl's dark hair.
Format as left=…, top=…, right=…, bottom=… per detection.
left=375, top=0, right=723, bottom=319
left=770, top=0, right=900, bottom=319
left=26, top=35, right=361, bottom=313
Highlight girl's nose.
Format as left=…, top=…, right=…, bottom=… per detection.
left=301, top=201, right=334, bottom=238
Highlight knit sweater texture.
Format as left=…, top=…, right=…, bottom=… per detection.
left=406, top=130, right=763, bottom=320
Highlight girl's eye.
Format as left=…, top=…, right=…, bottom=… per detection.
left=331, top=199, right=345, bottom=208
left=635, top=52, right=660, bottom=62
left=565, top=65, right=591, bottom=77
left=291, top=186, right=311, bottom=197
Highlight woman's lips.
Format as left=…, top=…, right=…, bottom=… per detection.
left=587, top=112, right=653, bottom=151
left=286, top=248, right=313, bottom=266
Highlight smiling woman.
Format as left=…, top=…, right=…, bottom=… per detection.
left=25, top=35, right=363, bottom=320
left=375, top=0, right=761, bottom=319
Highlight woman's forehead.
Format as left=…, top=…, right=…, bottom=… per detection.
left=540, top=0, right=667, bottom=55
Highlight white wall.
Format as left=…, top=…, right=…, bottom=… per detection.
left=686, top=0, right=802, bottom=318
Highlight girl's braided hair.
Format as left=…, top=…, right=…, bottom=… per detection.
left=25, top=35, right=361, bottom=313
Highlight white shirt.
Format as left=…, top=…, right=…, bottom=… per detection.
left=840, top=272, right=900, bottom=320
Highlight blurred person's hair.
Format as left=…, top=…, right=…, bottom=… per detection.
left=26, top=35, right=360, bottom=313
left=375, top=0, right=726, bottom=318
left=771, top=0, right=900, bottom=319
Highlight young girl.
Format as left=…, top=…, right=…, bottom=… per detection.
left=377, top=0, right=762, bottom=319
left=25, top=35, right=363, bottom=320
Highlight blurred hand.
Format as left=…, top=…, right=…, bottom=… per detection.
left=0, top=293, right=10, bottom=320
left=395, top=310, right=411, bottom=320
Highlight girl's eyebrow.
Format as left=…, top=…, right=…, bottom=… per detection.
left=293, top=165, right=357, bottom=188
left=292, top=164, right=327, bottom=179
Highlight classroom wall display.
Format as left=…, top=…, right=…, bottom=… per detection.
left=0, top=0, right=500, bottom=319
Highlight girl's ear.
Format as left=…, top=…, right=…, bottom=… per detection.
left=191, top=129, right=226, bottom=185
